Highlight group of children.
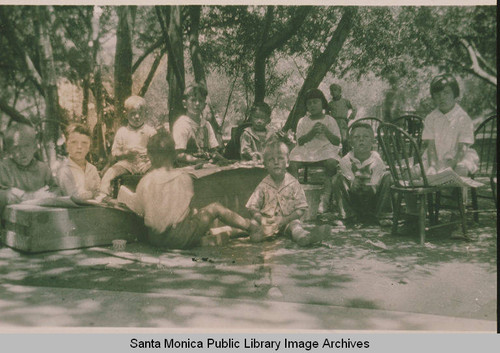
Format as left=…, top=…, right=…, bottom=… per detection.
left=0, top=74, right=480, bottom=250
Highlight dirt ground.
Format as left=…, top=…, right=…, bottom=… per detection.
left=0, top=201, right=496, bottom=331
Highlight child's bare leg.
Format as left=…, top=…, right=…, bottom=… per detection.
left=197, top=202, right=252, bottom=232
left=318, top=159, right=338, bottom=213
left=99, top=164, right=130, bottom=196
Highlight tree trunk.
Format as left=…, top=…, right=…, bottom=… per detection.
left=165, top=6, right=185, bottom=128
left=36, top=6, right=61, bottom=167
left=139, top=48, right=166, bottom=97
left=254, top=6, right=312, bottom=103
left=284, top=7, right=357, bottom=132
left=188, top=6, right=206, bottom=87
left=114, top=6, right=134, bottom=130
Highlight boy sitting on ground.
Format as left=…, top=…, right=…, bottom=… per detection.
left=128, top=128, right=257, bottom=249
left=99, top=95, right=156, bottom=197
left=332, top=123, right=391, bottom=226
left=246, top=137, right=324, bottom=246
left=240, top=102, right=273, bottom=163
left=57, top=123, right=100, bottom=200
left=0, top=123, right=59, bottom=211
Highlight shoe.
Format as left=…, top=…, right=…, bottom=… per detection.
left=378, top=219, right=393, bottom=227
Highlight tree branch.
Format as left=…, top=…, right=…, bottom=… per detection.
left=139, top=47, right=166, bottom=97
left=0, top=97, right=33, bottom=125
left=259, top=6, right=312, bottom=59
left=132, top=37, right=164, bottom=74
left=459, top=38, right=496, bottom=86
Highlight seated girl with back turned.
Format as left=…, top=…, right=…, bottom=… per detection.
left=128, top=128, right=257, bottom=249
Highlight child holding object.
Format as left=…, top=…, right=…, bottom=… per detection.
left=289, top=88, right=342, bottom=214
left=422, top=74, right=479, bottom=177
left=56, top=123, right=100, bottom=200
left=99, top=95, right=156, bottom=197
left=126, top=128, right=257, bottom=249
left=332, top=123, right=391, bottom=226
left=172, top=84, right=222, bottom=164
left=240, top=102, right=273, bottom=162
left=0, top=123, right=59, bottom=211
left=246, top=137, right=325, bottom=246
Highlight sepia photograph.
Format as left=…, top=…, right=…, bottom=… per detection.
left=0, top=1, right=496, bottom=333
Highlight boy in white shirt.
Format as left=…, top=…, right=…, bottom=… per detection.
left=57, top=124, right=100, bottom=200
left=332, top=123, right=391, bottom=225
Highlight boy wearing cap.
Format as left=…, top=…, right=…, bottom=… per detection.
left=423, top=74, right=478, bottom=176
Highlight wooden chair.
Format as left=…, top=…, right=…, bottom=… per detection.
left=377, top=123, right=467, bottom=244
left=470, top=115, right=497, bottom=222
left=393, top=114, right=424, bottom=149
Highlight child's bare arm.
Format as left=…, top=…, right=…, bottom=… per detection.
left=297, top=126, right=319, bottom=146
left=319, top=124, right=341, bottom=146
left=425, top=140, right=438, bottom=169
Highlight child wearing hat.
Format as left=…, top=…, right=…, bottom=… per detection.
left=289, top=88, right=342, bottom=214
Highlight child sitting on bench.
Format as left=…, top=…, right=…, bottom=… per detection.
left=240, top=102, right=273, bottom=162
left=129, top=128, right=257, bottom=249
left=57, top=123, right=100, bottom=200
left=0, top=123, right=59, bottom=211
left=99, top=95, right=156, bottom=198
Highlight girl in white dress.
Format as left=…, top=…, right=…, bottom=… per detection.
left=289, top=88, right=342, bottom=214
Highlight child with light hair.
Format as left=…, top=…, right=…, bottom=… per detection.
left=0, top=123, right=59, bottom=211
left=247, top=137, right=324, bottom=246
left=99, top=95, right=156, bottom=197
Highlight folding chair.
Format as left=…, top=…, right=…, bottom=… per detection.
left=470, top=115, right=497, bottom=222
left=377, top=123, right=468, bottom=244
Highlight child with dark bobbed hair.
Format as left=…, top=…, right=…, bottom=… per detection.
left=422, top=74, right=478, bottom=176
left=289, top=88, right=342, bottom=214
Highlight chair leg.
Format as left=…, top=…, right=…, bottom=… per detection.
left=471, top=187, right=479, bottom=223
left=392, top=191, right=402, bottom=235
left=490, top=177, right=497, bottom=208
left=427, top=194, right=435, bottom=225
left=303, top=165, right=308, bottom=183
left=418, top=194, right=426, bottom=245
left=456, top=189, right=467, bottom=236
left=435, top=191, right=441, bottom=223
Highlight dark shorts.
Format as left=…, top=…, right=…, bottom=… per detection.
left=147, top=210, right=209, bottom=249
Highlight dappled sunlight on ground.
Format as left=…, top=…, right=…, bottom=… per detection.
left=0, top=198, right=496, bottom=329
